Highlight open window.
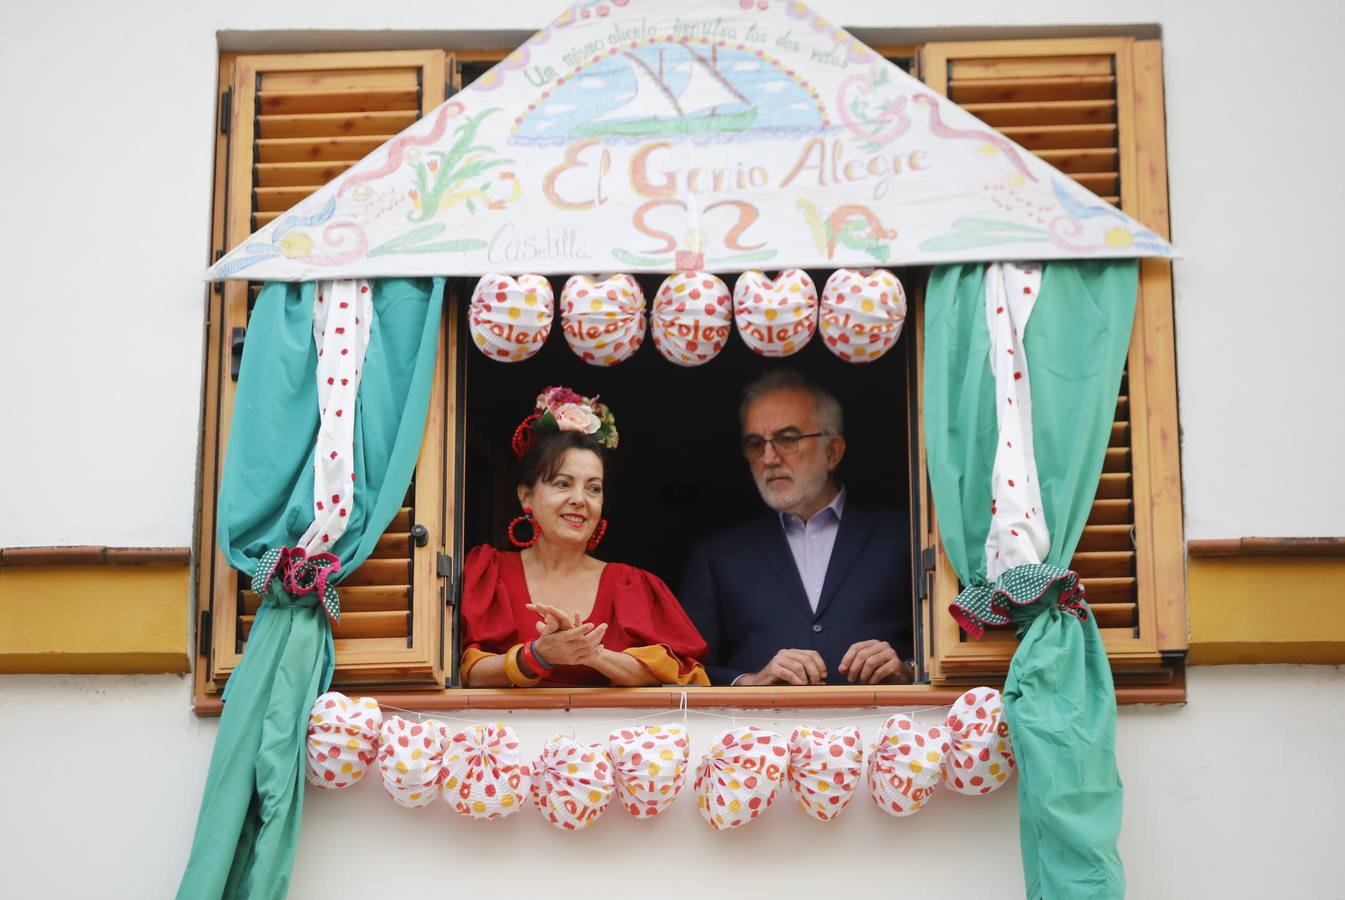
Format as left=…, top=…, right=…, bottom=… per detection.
left=196, top=36, right=1187, bottom=712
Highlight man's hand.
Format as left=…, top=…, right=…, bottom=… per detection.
left=839, top=640, right=911, bottom=684
left=738, top=649, right=828, bottom=686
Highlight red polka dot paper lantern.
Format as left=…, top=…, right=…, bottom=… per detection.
left=733, top=269, right=818, bottom=357
left=306, top=691, right=382, bottom=790
left=694, top=726, right=787, bottom=831
left=531, top=736, right=615, bottom=831
left=787, top=725, right=863, bottom=821
left=866, top=714, right=947, bottom=817
left=820, top=268, right=907, bottom=363
left=651, top=272, right=732, bottom=366
left=608, top=724, right=690, bottom=818
left=469, top=274, right=554, bottom=362
left=560, top=273, right=646, bottom=366
left=941, top=688, right=1016, bottom=796
left=441, top=722, right=531, bottom=820
left=377, top=716, right=448, bottom=809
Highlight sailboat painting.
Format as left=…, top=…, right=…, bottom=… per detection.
left=513, top=39, right=829, bottom=144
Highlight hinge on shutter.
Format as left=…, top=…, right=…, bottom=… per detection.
left=230, top=327, right=246, bottom=381
left=197, top=610, right=211, bottom=655
left=218, top=88, right=232, bottom=134
left=437, top=553, right=455, bottom=609
left=446, top=59, right=462, bottom=99
left=916, top=547, right=937, bottom=602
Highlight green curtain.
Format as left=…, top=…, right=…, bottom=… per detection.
left=178, top=277, right=443, bottom=900
left=925, top=261, right=1137, bottom=900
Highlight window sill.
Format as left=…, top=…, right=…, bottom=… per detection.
left=193, top=680, right=1185, bottom=716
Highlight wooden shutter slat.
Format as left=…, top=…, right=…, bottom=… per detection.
left=253, top=161, right=358, bottom=187
left=960, top=99, right=1117, bottom=127
left=259, top=68, right=422, bottom=91
left=341, top=559, right=412, bottom=587
left=1102, top=447, right=1130, bottom=473
left=1034, top=148, right=1118, bottom=174
left=1077, top=524, right=1132, bottom=552
left=241, top=611, right=409, bottom=640
left=254, top=186, right=328, bottom=211
left=948, top=75, right=1116, bottom=103
left=372, top=532, right=412, bottom=557
left=1070, top=551, right=1135, bottom=578
left=1109, top=421, right=1129, bottom=447
left=949, top=55, right=1115, bottom=80
left=1094, top=473, right=1132, bottom=500
left=1083, top=578, right=1138, bottom=604
left=1090, top=603, right=1137, bottom=628
left=256, top=110, right=420, bottom=139
left=997, top=123, right=1117, bottom=150
left=259, top=88, right=421, bottom=115
left=1068, top=172, right=1120, bottom=194
left=1088, top=498, right=1133, bottom=524
left=254, top=136, right=387, bottom=164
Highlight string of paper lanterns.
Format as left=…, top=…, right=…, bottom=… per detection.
left=305, top=687, right=1014, bottom=831
left=467, top=269, right=907, bottom=366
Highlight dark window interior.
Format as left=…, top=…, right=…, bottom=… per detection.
left=460, top=270, right=914, bottom=596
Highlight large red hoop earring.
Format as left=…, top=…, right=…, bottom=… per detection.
left=586, top=518, right=608, bottom=552
left=508, top=506, right=539, bottom=549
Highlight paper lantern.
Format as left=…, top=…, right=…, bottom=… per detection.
left=941, top=688, right=1016, bottom=795
left=650, top=272, right=732, bottom=366
left=787, top=725, right=863, bottom=821
left=820, top=268, right=907, bottom=363
left=732, top=269, right=818, bottom=357
left=530, top=736, right=615, bottom=830
left=694, top=726, right=787, bottom=830
left=306, top=691, right=382, bottom=790
left=441, top=722, right=531, bottom=820
left=468, top=273, right=554, bottom=362
left=866, top=714, right=948, bottom=817
left=560, top=273, right=646, bottom=366
left=377, top=716, right=448, bottom=809
left=608, top=724, right=690, bottom=818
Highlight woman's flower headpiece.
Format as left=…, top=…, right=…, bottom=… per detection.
left=511, top=386, right=619, bottom=459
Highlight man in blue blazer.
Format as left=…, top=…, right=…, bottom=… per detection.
left=679, top=370, right=913, bottom=686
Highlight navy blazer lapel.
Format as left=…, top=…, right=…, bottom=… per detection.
left=815, top=505, right=877, bottom=619
left=750, top=514, right=814, bottom=619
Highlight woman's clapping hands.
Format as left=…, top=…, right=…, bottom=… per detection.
left=526, top=602, right=608, bottom=667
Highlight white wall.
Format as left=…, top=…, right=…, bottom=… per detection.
left=0, top=0, right=1342, bottom=547
left=1, top=667, right=1340, bottom=898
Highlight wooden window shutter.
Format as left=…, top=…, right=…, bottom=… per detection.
left=914, top=38, right=1185, bottom=687
left=197, top=51, right=458, bottom=702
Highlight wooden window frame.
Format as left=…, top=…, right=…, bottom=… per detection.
left=194, top=38, right=1186, bottom=715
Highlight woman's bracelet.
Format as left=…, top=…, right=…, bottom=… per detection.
left=503, top=644, right=541, bottom=687
left=523, top=639, right=553, bottom=673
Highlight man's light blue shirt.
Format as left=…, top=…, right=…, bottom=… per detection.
left=779, top=487, right=845, bottom=613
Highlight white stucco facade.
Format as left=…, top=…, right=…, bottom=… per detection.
left=2, top=1, right=1343, bottom=897
left=1, top=0, right=1343, bottom=545
left=2, top=667, right=1341, bottom=898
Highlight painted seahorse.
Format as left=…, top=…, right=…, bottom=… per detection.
left=797, top=199, right=898, bottom=262
left=913, top=94, right=1037, bottom=183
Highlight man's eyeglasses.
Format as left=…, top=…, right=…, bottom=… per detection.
left=740, top=432, right=827, bottom=460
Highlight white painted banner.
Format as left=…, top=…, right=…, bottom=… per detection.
left=209, top=0, right=1175, bottom=282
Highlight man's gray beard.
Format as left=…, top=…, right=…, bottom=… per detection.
left=755, top=465, right=830, bottom=514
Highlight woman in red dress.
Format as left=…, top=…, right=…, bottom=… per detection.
left=460, top=387, right=709, bottom=688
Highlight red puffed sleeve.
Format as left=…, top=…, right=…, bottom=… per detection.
left=459, top=545, right=523, bottom=680
left=607, top=565, right=710, bottom=687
